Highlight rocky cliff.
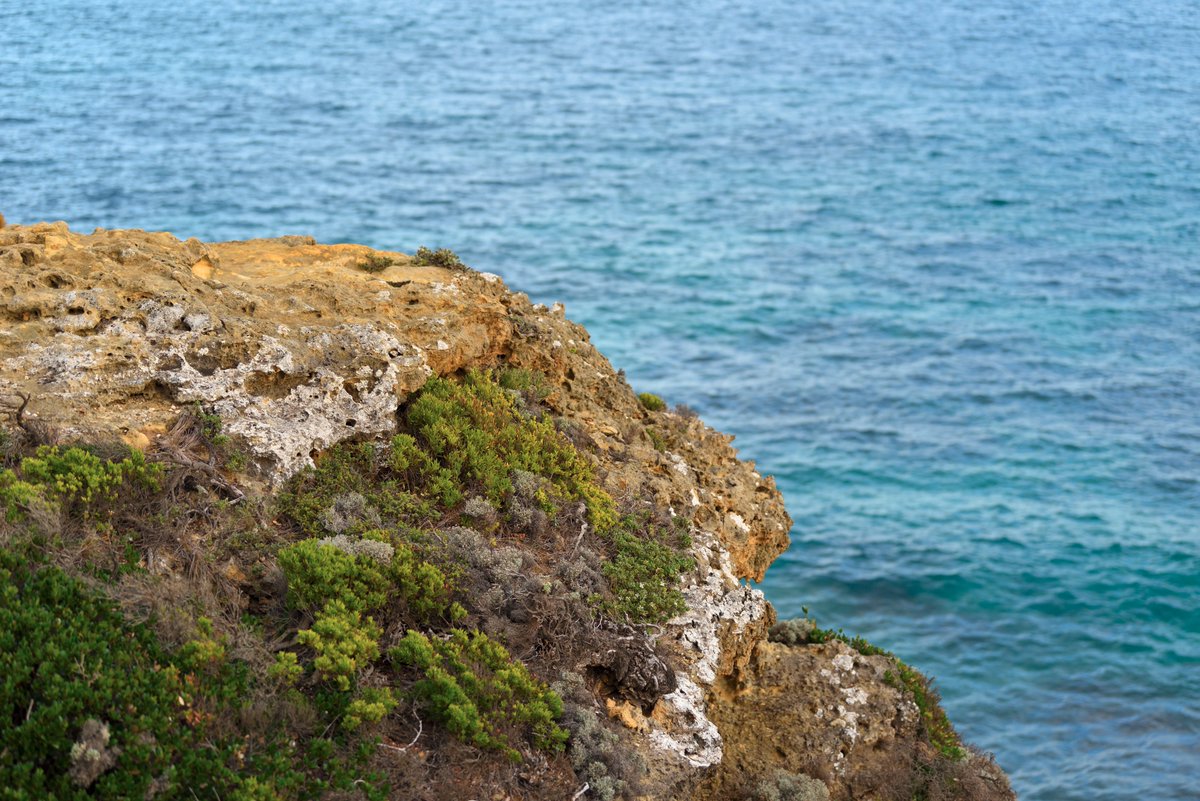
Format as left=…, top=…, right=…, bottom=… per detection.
left=0, top=221, right=1014, bottom=801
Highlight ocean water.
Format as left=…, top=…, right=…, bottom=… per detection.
left=2, top=1, right=1198, bottom=798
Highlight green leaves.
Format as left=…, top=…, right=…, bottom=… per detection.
left=278, top=539, right=392, bottom=614
left=602, top=530, right=693, bottom=624
left=405, top=371, right=617, bottom=531
left=298, top=601, right=381, bottom=692
left=390, top=629, right=567, bottom=761
left=1, top=445, right=160, bottom=521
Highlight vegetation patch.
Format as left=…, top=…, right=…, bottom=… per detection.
left=884, top=662, right=966, bottom=761
left=0, top=366, right=711, bottom=796
left=277, top=441, right=439, bottom=538
left=390, top=628, right=568, bottom=761
left=405, top=370, right=617, bottom=531
left=601, top=522, right=692, bottom=624
left=1, top=445, right=160, bottom=522
left=355, top=254, right=397, bottom=274
left=0, top=545, right=383, bottom=801
left=637, top=392, right=666, bottom=412
left=410, top=247, right=465, bottom=270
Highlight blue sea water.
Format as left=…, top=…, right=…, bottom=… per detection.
left=2, top=1, right=1198, bottom=798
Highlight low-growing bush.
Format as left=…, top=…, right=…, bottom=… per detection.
left=601, top=521, right=693, bottom=624
left=390, top=628, right=568, bottom=761
left=278, top=538, right=392, bottom=613
left=355, top=254, right=397, bottom=274
left=406, top=371, right=617, bottom=531
left=279, top=533, right=456, bottom=622
left=637, top=392, right=666, bottom=412
left=1, top=445, right=160, bottom=522
left=410, top=247, right=465, bottom=270
left=0, top=546, right=316, bottom=800
left=342, top=687, right=398, bottom=732
left=297, top=599, right=381, bottom=692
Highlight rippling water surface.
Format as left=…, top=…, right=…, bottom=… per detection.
left=3, top=1, right=1199, bottom=798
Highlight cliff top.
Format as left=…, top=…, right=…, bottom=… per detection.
left=0, top=221, right=1012, bottom=801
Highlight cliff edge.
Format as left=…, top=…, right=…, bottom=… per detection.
left=0, top=221, right=1014, bottom=800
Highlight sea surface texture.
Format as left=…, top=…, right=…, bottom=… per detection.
left=2, top=1, right=1198, bottom=798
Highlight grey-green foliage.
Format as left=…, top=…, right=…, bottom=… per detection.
left=555, top=688, right=639, bottom=801
left=439, top=526, right=524, bottom=578
left=510, top=469, right=544, bottom=500
left=555, top=546, right=605, bottom=596
left=322, top=492, right=382, bottom=534
left=753, top=771, right=830, bottom=801
left=462, top=495, right=496, bottom=523
left=768, top=617, right=816, bottom=647
left=317, top=534, right=395, bottom=564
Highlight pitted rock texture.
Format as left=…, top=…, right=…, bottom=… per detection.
left=698, top=637, right=1016, bottom=801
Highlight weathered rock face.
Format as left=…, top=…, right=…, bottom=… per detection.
left=0, top=221, right=1013, bottom=800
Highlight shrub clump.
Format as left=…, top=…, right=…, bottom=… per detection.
left=602, top=529, right=693, bottom=624
left=0, top=547, right=300, bottom=800
left=390, top=628, right=568, bottom=761
left=278, top=538, right=392, bottom=614
left=297, top=600, right=382, bottom=691
left=354, top=254, right=397, bottom=274
left=276, top=441, right=438, bottom=538
left=637, top=392, right=666, bottom=412
left=558, top=696, right=638, bottom=801
left=411, top=246, right=466, bottom=270
left=406, top=371, right=617, bottom=531
left=1, top=445, right=160, bottom=522
left=278, top=534, right=454, bottom=623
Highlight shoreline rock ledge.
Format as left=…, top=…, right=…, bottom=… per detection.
left=0, top=221, right=1015, bottom=800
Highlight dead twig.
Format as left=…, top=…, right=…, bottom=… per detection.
left=379, top=712, right=424, bottom=754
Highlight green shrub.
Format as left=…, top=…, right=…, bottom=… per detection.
left=278, top=539, right=392, bottom=614
left=884, top=662, right=965, bottom=760
left=406, top=371, right=617, bottom=531
left=602, top=530, right=692, bottom=624
left=387, top=433, right=462, bottom=507
left=389, top=540, right=454, bottom=619
left=0, top=547, right=276, bottom=800
left=1, top=445, right=160, bottom=522
left=278, top=440, right=440, bottom=538
left=637, top=392, right=666, bottom=412
left=355, top=254, right=396, bottom=274
left=496, top=367, right=550, bottom=401
left=297, top=600, right=381, bottom=692
left=278, top=534, right=455, bottom=623
left=279, top=371, right=617, bottom=533
left=342, top=687, right=398, bottom=732
left=410, top=247, right=465, bottom=270
left=268, top=652, right=304, bottom=687
left=277, top=443, right=378, bottom=537
left=390, top=629, right=568, bottom=761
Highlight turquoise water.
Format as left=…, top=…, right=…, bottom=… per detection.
left=3, top=1, right=1198, bottom=797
